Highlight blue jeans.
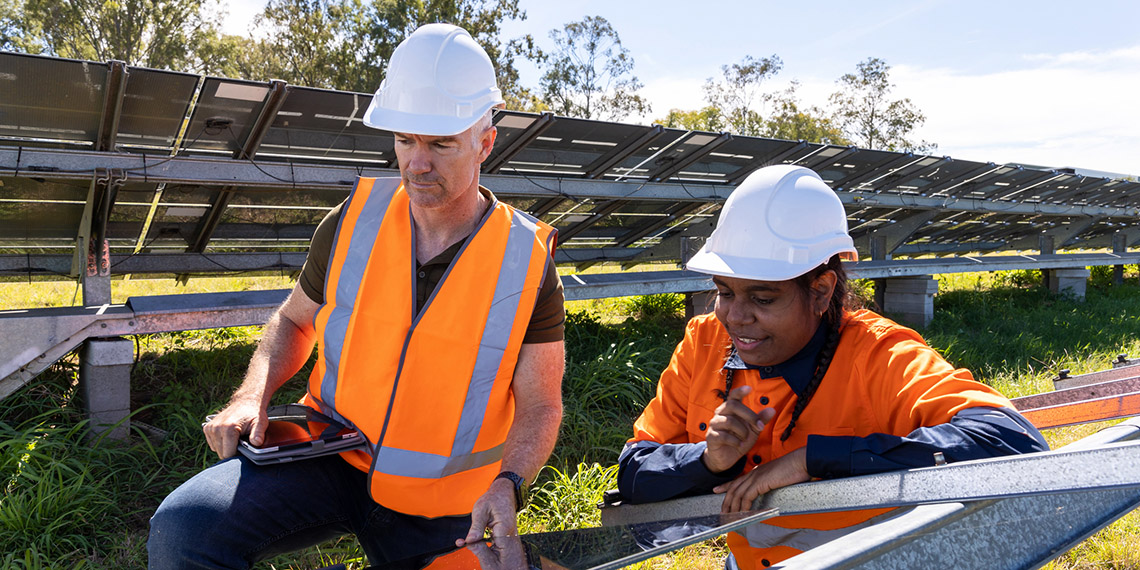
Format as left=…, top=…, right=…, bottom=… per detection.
left=147, top=454, right=471, bottom=569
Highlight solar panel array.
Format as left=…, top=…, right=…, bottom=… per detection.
left=2, top=51, right=1139, bottom=282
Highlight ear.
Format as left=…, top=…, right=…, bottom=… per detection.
left=810, top=270, right=838, bottom=316
left=477, top=125, right=497, bottom=163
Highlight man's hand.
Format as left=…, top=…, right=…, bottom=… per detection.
left=464, top=534, right=527, bottom=570
left=458, top=477, right=519, bottom=547
left=714, top=446, right=810, bottom=513
left=203, top=398, right=267, bottom=460
left=702, top=385, right=777, bottom=473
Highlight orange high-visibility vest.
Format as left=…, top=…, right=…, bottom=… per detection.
left=631, top=310, right=1016, bottom=569
left=304, top=177, right=554, bottom=518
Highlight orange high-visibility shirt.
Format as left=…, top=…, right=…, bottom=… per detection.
left=631, top=309, right=1015, bottom=568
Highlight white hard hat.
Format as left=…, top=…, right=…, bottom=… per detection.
left=363, top=23, right=504, bottom=136
left=686, top=165, right=857, bottom=282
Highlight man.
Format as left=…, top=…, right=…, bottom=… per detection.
left=148, top=23, right=565, bottom=568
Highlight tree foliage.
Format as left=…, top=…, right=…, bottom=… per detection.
left=702, top=54, right=782, bottom=136
left=240, top=0, right=532, bottom=97
left=12, top=0, right=223, bottom=72
left=829, top=57, right=934, bottom=152
left=657, top=55, right=848, bottom=145
left=657, top=106, right=724, bottom=132
left=539, top=15, right=650, bottom=121
left=765, top=81, right=849, bottom=145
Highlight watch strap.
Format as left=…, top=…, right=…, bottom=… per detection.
left=495, top=470, right=527, bottom=511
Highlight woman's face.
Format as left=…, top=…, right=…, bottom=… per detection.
left=712, top=272, right=836, bottom=367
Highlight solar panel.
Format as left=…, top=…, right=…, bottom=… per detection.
left=1, top=50, right=1139, bottom=283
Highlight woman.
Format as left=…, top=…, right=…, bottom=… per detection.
left=617, top=165, right=1047, bottom=569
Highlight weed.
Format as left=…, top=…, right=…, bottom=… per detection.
left=520, top=463, right=618, bottom=532
left=623, top=294, right=685, bottom=323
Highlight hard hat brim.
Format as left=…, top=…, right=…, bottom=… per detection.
left=686, top=245, right=858, bottom=283
left=362, top=102, right=495, bottom=137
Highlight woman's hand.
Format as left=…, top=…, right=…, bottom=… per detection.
left=702, top=385, right=777, bottom=473
left=715, top=446, right=810, bottom=512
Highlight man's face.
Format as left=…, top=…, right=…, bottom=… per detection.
left=393, top=123, right=495, bottom=210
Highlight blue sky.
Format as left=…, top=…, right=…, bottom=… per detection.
left=224, top=0, right=1140, bottom=176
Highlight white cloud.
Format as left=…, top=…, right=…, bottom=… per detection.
left=892, top=58, right=1140, bottom=175
left=1022, top=45, right=1140, bottom=68
left=635, top=49, right=1140, bottom=176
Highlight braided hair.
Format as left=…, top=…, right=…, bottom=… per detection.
left=779, top=254, right=853, bottom=441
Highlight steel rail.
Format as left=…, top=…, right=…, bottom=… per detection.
left=599, top=439, right=1140, bottom=526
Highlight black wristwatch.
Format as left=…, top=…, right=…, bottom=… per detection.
left=495, top=471, right=528, bottom=511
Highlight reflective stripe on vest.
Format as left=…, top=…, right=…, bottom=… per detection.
left=372, top=208, right=546, bottom=479
left=306, top=177, right=553, bottom=517
left=317, top=177, right=400, bottom=424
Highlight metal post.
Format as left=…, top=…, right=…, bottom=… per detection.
left=871, top=235, right=888, bottom=312
left=1040, top=234, right=1056, bottom=290
left=1113, top=232, right=1127, bottom=286
left=681, top=236, right=715, bottom=319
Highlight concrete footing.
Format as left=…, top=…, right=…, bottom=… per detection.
left=1046, top=268, right=1090, bottom=299
left=880, top=275, right=938, bottom=329
left=79, top=337, right=133, bottom=440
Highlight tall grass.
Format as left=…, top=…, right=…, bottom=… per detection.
left=3, top=277, right=1140, bottom=568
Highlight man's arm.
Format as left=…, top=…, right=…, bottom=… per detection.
left=461, top=340, right=565, bottom=545
left=203, top=282, right=320, bottom=459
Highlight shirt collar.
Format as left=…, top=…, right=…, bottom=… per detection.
left=723, top=320, right=828, bottom=398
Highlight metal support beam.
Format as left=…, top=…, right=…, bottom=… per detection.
left=619, top=217, right=718, bottom=268
left=615, top=202, right=704, bottom=249
left=1008, top=216, right=1102, bottom=251
left=779, top=418, right=1140, bottom=569
left=0, top=289, right=290, bottom=400
left=1114, top=231, right=1128, bottom=285
left=1014, top=376, right=1140, bottom=413
left=1018, top=393, right=1140, bottom=430
left=528, top=196, right=565, bottom=219
left=5, top=148, right=1138, bottom=220
left=82, top=169, right=125, bottom=305
left=575, top=202, right=703, bottom=271
left=1054, top=361, right=1140, bottom=390
left=1, top=252, right=308, bottom=278
left=854, top=211, right=939, bottom=259
left=187, top=79, right=290, bottom=254
left=96, top=60, right=128, bottom=152
left=483, top=112, right=555, bottom=174
left=561, top=270, right=712, bottom=301
left=600, top=438, right=1140, bottom=525
left=556, top=200, right=627, bottom=242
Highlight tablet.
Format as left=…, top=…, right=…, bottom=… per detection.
left=223, top=404, right=367, bottom=465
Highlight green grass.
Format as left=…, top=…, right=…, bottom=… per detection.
left=3, top=273, right=1140, bottom=568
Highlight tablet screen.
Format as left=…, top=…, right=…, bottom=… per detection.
left=242, top=419, right=351, bottom=454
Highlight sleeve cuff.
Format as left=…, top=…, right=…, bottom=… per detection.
left=806, top=434, right=857, bottom=479
left=680, top=442, right=745, bottom=485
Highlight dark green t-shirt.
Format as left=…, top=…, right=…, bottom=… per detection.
left=299, top=200, right=565, bottom=344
